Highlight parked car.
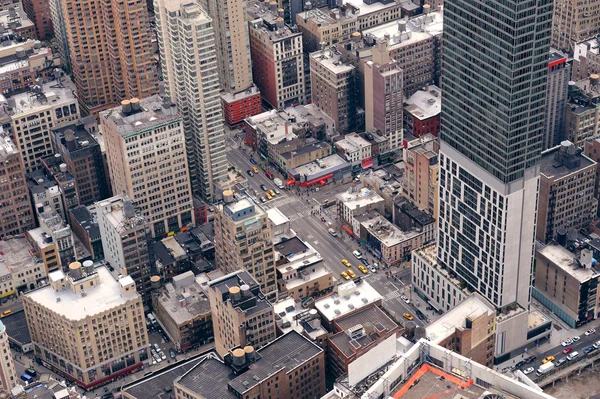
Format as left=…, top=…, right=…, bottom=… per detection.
left=362, top=259, right=369, bottom=266
left=246, top=170, right=254, bottom=177
left=170, top=349, right=176, bottom=359
left=572, top=336, right=581, bottom=342
left=0, top=310, right=12, bottom=317
left=160, top=351, right=167, bottom=360
left=584, top=346, right=597, bottom=354
left=561, top=339, right=573, bottom=347
left=101, top=394, right=115, bottom=399
left=400, top=295, right=410, bottom=304
left=586, top=328, right=596, bottom=336
left=352, top=250, right=362, bottom=259
left=25, top=368, right=36, bottom=377
left=369, top=265, right=377, bottom=273
left=249, top=158, right=256, bottom=165
left=567, top=351, right=580, bottom=361
left=562, top=346, right=573, bottom=355
left=594, top=340, right=600, bottom=349
left=274, top=189, right=280, bottom=195
left=260, top=184, right=268, bottom=191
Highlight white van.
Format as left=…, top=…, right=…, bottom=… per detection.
left=567, top=351, right=579, bottom=361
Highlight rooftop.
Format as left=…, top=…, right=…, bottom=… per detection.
left=336, top=133, right=371, bottom=153
left=221, top=85, right=261, bottom=103
left=266, top=207, right=289, bottom=227
left=53, top=118, right=101, bottom=156
left=122, top=351, right=212, bottom=399
left=96, top=195, right=146, bottom=233
left=246, top=105, right=333, bottom=143
left=0, top=6, right=34, bottom=32
left=177, top=330, right=323, bottom=398
left=249, top=8, right=300, bottom=42
left=0, top=237, right=41, bottom=273
left=291, top=153, right=349, bottom=176
left=425, top=294, right=494, bottom=344
left=156, top=276, right=211, bottom=326
left=540, top=141, right=595, bottom=180
left=274, top=297, right=328, bottom=339
left=1, top=310, right=30, bottom=346
left=337, top=186, right=385, bottom=210
left=315, top=280, right=383, bottom=321
left=274, top=236, right=308, bottom=257
left=361, top=212, right=423, bottom=247
left=310, top=47, right=355, bottom=74
left=100, top=95, right=181, bottom=138
left=69, top=205, right=100, bottom=241
left=342, top=0, right=401, bottom=17
left=404, top=85, right=441, bottom=120
left=281, top=263, right=331, bottom=290
left=0, top=128, right=17, bottom=158
left=363, top=10, right=443, bottom=50
left=0, top=40, right=53, bottom=79
left=25, top=266, right=139, bottom=321
left=7, top=74, right=77, bottom=116
left=280, top=141, right=330, bottom=160
left=574, top=36, right=600, bottom=60
left=329, top=305, right=398, bottom=357
left=208, top=270, right=272, bottom=316
left=537, top=244, right=600, bottom=282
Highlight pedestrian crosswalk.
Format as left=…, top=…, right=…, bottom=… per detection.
left=288, top=212, right=307, bottom=221
left=384, top=290, right=402, bottom=301
left=364, top=274, right=384, bottom=284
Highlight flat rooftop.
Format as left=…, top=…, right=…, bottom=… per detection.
left=9, top=75, right=77, bottom=116
left=69, top=205, right=100, bottom=241
left=156, top=279, right=211, bottom=326
left=100, top=95, right=181, bottom=138
left=404, top=85, right=441, bottom=120
left=274, top=236, right=308, bottom=257
left=361, top=213, right=422, bottom=247
left=0, top=238, right=39, bottom=272
left=425, top=295, right=494, bottom=344
left=177, top=330, right=322, bottom=398
left=330, top=305, right=398, bottom=357
left=291, top=153, right=349, bottom=176
left=310, top=48, right=355, bottom=74
left=363, top=11, right=442, bottom=49
left=221, top=85, right=260, bottom=103
left=336, top=133, right=371, bottom=153
left=274, top=297, right=328, bottom=339
left=315, top=280, right=382, bottom=321
left=342, top=0, right=400, bottom=17
left=337, top=187, right=385, bottom=209
left=540, top=142, right=595, bottom=180
left=122, top=352, right=211, bottom=399
left=281, top=141, right=330, bottom=160
left=266, top=207, right=289, bottom=226
left=1, top=310, right=30, bottom=346
left=0, top=130, right=17, bottom=158
left=537, top=244, right=600, bottom=282
left=283, top=264, right=331, bottom=290
left=25, top=266, right=139, bottom=321
left=394, top=364, right=486, bottom=399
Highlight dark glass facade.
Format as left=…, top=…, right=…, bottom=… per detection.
left=440, top=0, right=553, bottom=183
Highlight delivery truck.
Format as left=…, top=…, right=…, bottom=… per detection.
left=274, top=178, right=284, bottom=189
left=536, top=361, right=554, bottom=376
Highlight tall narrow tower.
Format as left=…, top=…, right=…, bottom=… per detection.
left=203, top=0, right=253, bottom=93
left=154, top=0, right=228, bottom=201
left=438, top=0, right=552, bottom=360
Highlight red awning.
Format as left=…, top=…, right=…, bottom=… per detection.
left=287, top=179, right=296, bottom=185
left=362, top=161, right=373, bottom=169
left=299, top=173, right=334, bottom=187
left=342, top=225, right=354, bottom=237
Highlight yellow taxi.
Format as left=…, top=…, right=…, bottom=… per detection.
left=347, top=270, right=357, bottom=279
left=251, top=167, right=259, bottom=173
left=0, top=310, right=12, bottom=317
left=341, top=271, right=351, bottom=280
left=542, top=356, right=555, bottom=364
left=265, top=193, right=272, bottom=200
left=269, top=189, right=276, bottom=197
left=403, top=312, right=414, bottom=321
left=341, top=259, right=351, bottom=267
left=358, top=265, right=368, bottom=274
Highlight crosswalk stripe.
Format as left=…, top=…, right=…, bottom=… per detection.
left=384, top=290, right=401, bottom=300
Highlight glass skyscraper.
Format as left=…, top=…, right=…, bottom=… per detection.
left=437, top=0, right=553, bottom=360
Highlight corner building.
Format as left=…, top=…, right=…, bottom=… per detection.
left=22, top=264, right=149, bottom=389
left=438, top=0, right=552, bottom=362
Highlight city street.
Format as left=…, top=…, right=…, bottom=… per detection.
left=225, top=135, right=435, bottom=327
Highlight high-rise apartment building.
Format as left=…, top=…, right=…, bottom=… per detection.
left=101, top=95, right=195, bottom=237
left=202, top=0, right=253, bottom=93
left=537, top=142, right=597, bottom=243
left=438, top=0, right=552, bottom=362
left=551, top=0, right=600, bottom=52
left=97, top=195, right=152, bottom=305
left=403, top=136, right=439, bottom=219
left=207, top=270, right=276, bottom=357
left=310, top=47, right=359, bottom=134
left=154, top=0, right=228, bottom=201
left=59, top=0, right=157, bottom=115
left=22, top=0, right=53, bottom=39
left=214, top=196, right=277, bottom=299
left=0, top=130, right=35, bottom=238
left=566, top=76, right=600, bottom=147
left=364, top=39, right=403, bottom=151
left=248, top=7, right=305, bottom=109
left=543, top=51, right=569, bottom=151
left=0, top=320, right=16, bottom=392
left=49, top=0, right=69, bottom=72
left=23, top=264, right=149, bottom=389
